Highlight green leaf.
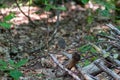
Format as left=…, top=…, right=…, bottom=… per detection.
left=84, top=60, right=90, bottom=66
left=9, top=60, right=15, bottom=67
left=104, top=2, right=115, bottom=10
left=45, top=0, right=49, bottom=5
left=90, top=43, right=101, bottom=53
left=15, top=59, right=28, bottom=68
left=9, top=70, right=22, bottom=80
left=45, top=5, right=52, bottom=11
left=0, top=59, right=7, bottom=66
left=90, top=47, right=97, bottom=53
left=78, top=44, right=91, bottom=53
left=94, top=0, right=115, bottom=11
left=99, top=31, right=109, bottom=36
left=0, top=22, right=12, bottom=29
left=93, top=0, right=101, bottom=3
left=99, top=9, right=110, bottom=17
left=57, top=6, right=66, bottom=11
left=91, top=57, right=97, bottom=61
left=4, top=13, right=15, bottom=21
left=113, top=54, right=119, bottom=59
left=0, top=59, right=8, bottom=71
left=84, top=35, right=95, bottom=41
left=36, top=73, right=44, bottom=77
left=87, top=15, right=93, bottom=24
left=94, top=0, right=105, bottom=6
left=81, top=0, right=89, bottom=4
left=103, top=52, right=110, bottom=58
left=29, top=0, right=33, bottom=5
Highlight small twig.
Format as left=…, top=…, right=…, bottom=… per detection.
left=48, top=9, right=60, bottom=44
left=28, top=0, right=30, bottom=17
left=96, top=34, right=116, bottom=41
left=96, top=41, right=120, bottom=49
left=77, top=65, right=97, bottom=80
left=49, top=53, right=81, bottom=80
left=106, top=46, right=114, bottom=52
left=97, top=41, right=120, bottom=49
left=106, top=56, right=120, bottom=67
left=14, top=0, right=36, bottom=26
left=106, top=23, right=120, bottom=35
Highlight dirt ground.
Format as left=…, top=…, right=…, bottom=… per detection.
left=0, top=1, right=116, bottom=80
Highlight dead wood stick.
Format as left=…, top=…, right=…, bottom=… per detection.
left=82, top=60, right=102, bottom=76
left=97, top=34, right=116, bottom=40
left=106, top=23, right=120, bottom=35
left=94, top=59, right=120, bottom=80
left=83, top=43, right=120, bottom=76
left=77, top=66, right=98, bottom=80
left=48, top=10, right=60, bottom=45
left=14, top=0, right=36, bottom=26
left=90, top=43, right=120, bottom=67
left=82, top=57, right=120, bottom=76
left=49, top=53, right=81, bottom=80
left=106, top=56, right=120, bottom=67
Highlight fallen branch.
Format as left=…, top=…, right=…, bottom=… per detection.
left=49, top=53, right=81, bottom=80
left=90, top=43, right=120, bottom=67
left=96, top=34, right=116, bottom=40
left=77, top=66, right=97, bottom=80
left=106, top=56, right=120, bottom=67
left=97, top=41, right=120, bottom=50
left=82, top=43, right=120, bottom=75
left=94, top=59, right=120, bottom=80
left=82, top=56, right=120, bottom=76
left=106, top=23, right=120, bottom=35
left=82, top=60, right=102, bottom=76
left=62, top=47, right=120, bottom=77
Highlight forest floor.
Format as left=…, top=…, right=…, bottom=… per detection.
left=0, top=1, right=118, bottom=80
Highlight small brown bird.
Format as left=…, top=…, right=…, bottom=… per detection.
left=65, top=52, right=80, bottom=70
